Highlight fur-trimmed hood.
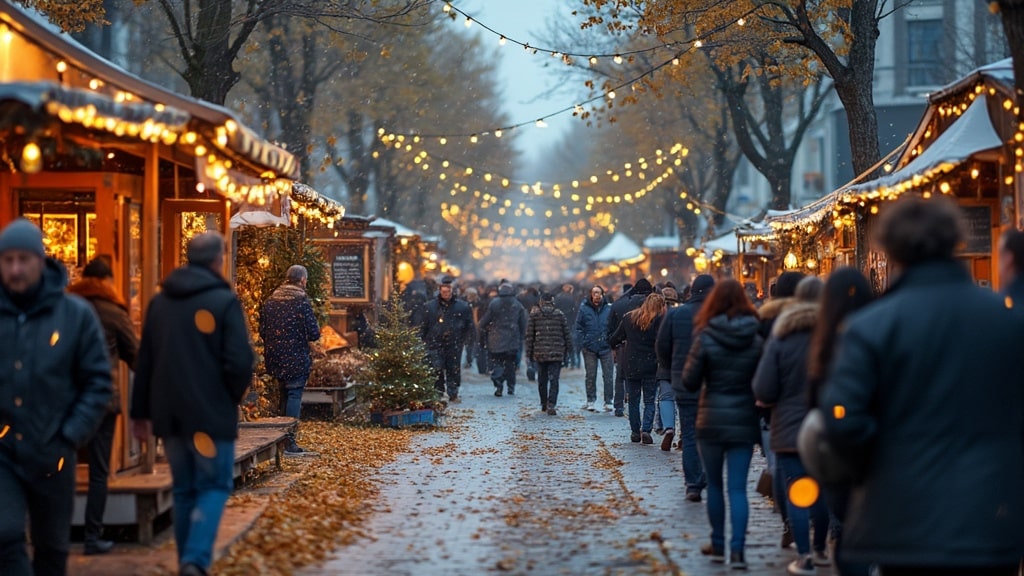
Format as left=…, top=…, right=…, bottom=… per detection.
left=771, top=301, right=819, bottom=339
left=758, top=296, right=795, bottom=322
left=67, top=277, right=127, bottom=310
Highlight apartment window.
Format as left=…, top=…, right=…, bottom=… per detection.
left=907, top=19, right=943, bottom=87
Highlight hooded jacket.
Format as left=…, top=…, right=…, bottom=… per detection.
left=67, top=277, right=139, bottom=412
left=682, top=314, right=763, bottom=444
left=260, top=282, right=320, bottom=383
left=526, top=300, right=571, bottom=362
left=477, top=284, right=528, bottom=354
left=0, top=258, right=112, bottom=478
left=131, top=264, right=255, bottom=440
left=751, top=301, right=818, bottom=452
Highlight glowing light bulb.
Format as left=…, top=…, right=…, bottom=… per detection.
left=494, top=129, right=502, bottom=138
left=613, top=54, right=623, bottom=64
left=464, top=17, right=472, bottom=28
left=535, top=119, right=548, bottom=128
left=20, top=142, right=42, bottom=173
left=694, top=40, right=703, bottom=48
left=56, top=61, right=67, bottom=73
left=737, top=17, right=746, bottom=25
left=607, top=91, right=616, bottom=99
left=442, top=2, right=451, bottom=12
left=499, top=36, right=506, bottom=46
left=589, top=56, right=598, bottom=65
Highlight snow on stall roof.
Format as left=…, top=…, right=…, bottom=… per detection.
left=588, top=232, right=643, bottom=263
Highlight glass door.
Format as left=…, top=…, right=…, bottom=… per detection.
left=160, top=199, right=231, bottom=279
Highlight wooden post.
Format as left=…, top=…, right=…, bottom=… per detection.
left=140, top=142, right=159, bottom=474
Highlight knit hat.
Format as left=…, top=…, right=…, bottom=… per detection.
left=690, top=274, right=715, bottom=296
left=82, top=257, right=114, bottom=279
left=0, top=218, right=45, bottom=258
left=632, top=278, right=654, bottom=295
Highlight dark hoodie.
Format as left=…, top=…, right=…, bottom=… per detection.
left=0, top=258, right=112, bottom=478
left=682, top=314, right=763, bottom=444
left=131, top=264, right=255, bottom=440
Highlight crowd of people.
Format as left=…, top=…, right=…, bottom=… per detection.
left=4, top=192, right=1024, bottom=576
left=407, top=195, right=1024, bottom=575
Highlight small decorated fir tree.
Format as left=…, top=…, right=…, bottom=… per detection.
left=358, top=297, right=439, bottom=413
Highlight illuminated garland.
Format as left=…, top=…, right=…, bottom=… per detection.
left=383, top=3, right=767, bottom=142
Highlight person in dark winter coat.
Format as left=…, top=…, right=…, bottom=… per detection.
left=822, top=196, right=1024, bottom=574
left=755, top=269, right=804, bottom=545
left=553, top=284, right=580, bottom=369
left=525, top=293, right=572, bottom=415
left=999, top=228, right=1024, bottom=314
left=67, top=256, right=139, bottom=556
left=657, top=274, right=714, bottom=499
left=804, top=267, right=874, bottom=576
left=682, top=279, right=763, bottom=569
left=260, top=265, right=321, bottom=455
left=478, top=282, right=528, bottom=396
left=575, top=285, right=613, bottom=411
left=607, top=278, right=653, bottom=416
left=610, top=292, right=666, bottom=444
left=0, top=219, right=112, bottom=576
left=420, top=276, right=474, bottom=403
left=752, top=276, right=828, bottom=574
left=131, top=232, right=255, bottom=576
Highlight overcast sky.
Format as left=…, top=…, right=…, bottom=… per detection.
left=454, top=0, right=579, bottom=171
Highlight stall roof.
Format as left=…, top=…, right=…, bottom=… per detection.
left=845, top=95, right=1002, bottom=195
left=369, top=217, right=419, bottom=237
left=588, top=232, right=643, bottom=263
left=704, top=232, right=739, bottom=255
left=644, top=235, right=680, bottom=251
left=0, top=1, right=299, bottom=180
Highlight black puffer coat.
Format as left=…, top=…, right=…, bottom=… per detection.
left=477, top=284, right=528, bottom=354
left=421, top=294, right=474, bottom=351
left=525, top=301, right=571, bottom=362
left=751, top=301, right=817, bottom=453
left=682, top=314, right=763, bottom=444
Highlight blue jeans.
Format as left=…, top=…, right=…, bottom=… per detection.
left=0, top=446, right=75, bottom=576
left=675, top=399, right=704, bottom=493
left=279, top=378, right=306, bottom=419
left=698, top=440, right=753, bottom=553
left=536, top=361, right=562, bottom=408
left=656, top=380, right=675, bottom=431
left=626, top=377, right=657, bottom=434
left=777, top=453, right=829, bottom=555
left=164, top=435, right=235, bottom=570
left=582, top=349, right=613, bottom=404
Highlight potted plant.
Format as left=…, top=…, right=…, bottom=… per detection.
left=358, top=297, right=443, bottom=427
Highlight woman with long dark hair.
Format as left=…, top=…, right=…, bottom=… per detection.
left=682, top=279, right=763, bottom=570
left=610, top=292, right=666, bottom=444
left=804, top=267, right=874, bottom=576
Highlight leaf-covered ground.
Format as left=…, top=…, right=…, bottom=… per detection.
left=214, top=421, right=420, bottom=575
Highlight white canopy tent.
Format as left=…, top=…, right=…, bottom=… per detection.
left=589, top=232, right=644, bottom=263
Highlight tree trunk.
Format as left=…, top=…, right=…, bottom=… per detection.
left=827, top=0, right=881, bottom=177
left=997, top=0, right=1024, bottom=122
left=342, top=111, right=371, bottom=215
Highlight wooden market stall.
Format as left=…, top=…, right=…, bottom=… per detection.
left=762, top=58, right=1020, bottom=292
left=0, top=0, right=300, bottom=541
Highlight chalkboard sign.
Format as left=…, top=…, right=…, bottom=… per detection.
left=331, top=244, right=367, bottom=299
left=959, top=205, right=992, bottom=256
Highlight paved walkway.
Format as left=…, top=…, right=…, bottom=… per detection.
left=302, top=367, right=823, bottom=576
